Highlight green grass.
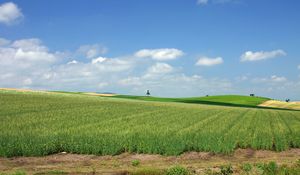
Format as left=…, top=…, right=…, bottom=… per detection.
left=0, top=90, right=299, bottom=157
left=112, top=95, right=271, bottom=109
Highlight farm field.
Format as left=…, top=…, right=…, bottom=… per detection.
left=259, top=100, right=300, bottom=110
left=112, top=95, right=271, bottom=108
left=0, top=89, right=300, bottom=158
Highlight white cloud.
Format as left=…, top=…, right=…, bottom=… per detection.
left=135, top=48, right=184, bottom=61
left=0, top=38, right=62, bottom=88
left=0, top=38, right=137, bottom=90
left=240, top=49, right=286, bottom=62
left=67, top=60, right=78, bottom=65
left=270, top=75, right=287, bottom=82
left=298, top=65, right=300, bottom=69
left=0, top=38, right=11, bottom=46
left=40, top=57, right=136, bottom=91
left=252, top=75, right=287, bottom=83
left=1, top=37, right=299, bottom=100
left=0, top=2, right=23, bottom=25
left=119, top=77, right=143, bottom=86
left=197, top=0, right=208, bottom=5
left=0, top=38, right=58, bottom=68
left=91, top=57, right=107, bottom=64
left=90, top=56, right=134, bottom=72
left=143, top=63, right=174, bottom=79
left=196, top=56, right=223, bottom=66
left=77, top=44, right=108, bottom=59
left=147, top=63, right=173, bottom=74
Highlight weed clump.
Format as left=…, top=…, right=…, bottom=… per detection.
left=131, top=159, right=140, bottom=167
left=166, top=165, right=190, bottom=175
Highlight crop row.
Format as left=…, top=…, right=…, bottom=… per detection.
left=0, top=91, right=299, bottom=157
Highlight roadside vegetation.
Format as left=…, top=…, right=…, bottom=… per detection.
left=1, top=160, right=299, bottom=175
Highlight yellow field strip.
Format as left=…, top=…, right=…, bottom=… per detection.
left=259, top=100, right=300, bottom=110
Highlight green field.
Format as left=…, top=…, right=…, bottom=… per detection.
left=113, top=95, right=270, bottom=108
left=0, top=90, right=300, bottom=157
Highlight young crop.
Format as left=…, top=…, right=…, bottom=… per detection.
left=0, top=90, right=299, bottom=157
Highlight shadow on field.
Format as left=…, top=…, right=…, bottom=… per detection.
left=112, top=96, right=299, bottom=111
left=175, top=99, right=296, bottom=111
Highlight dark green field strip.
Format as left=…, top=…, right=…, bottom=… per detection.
left=0, top=91, right=300, bottom=157
left=111, top=95, right=300, bottom=112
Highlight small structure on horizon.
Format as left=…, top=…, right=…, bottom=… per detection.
left=250, top=94, right=255, bottom=97
left=146, top=90, right=151, bottom=96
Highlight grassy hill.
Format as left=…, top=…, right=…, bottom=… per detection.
left=0, top=90, right=299, bottom=157
left=113, top=95, right=270, bottom=108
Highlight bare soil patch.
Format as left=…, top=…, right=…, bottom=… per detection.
left=1, top=149, right=299, bottom=174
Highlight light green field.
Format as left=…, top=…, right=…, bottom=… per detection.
left=0, top=90, right=299, bottom=157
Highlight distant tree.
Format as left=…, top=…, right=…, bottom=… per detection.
left=146, top=90, right=150, bottom=96
left=286, top=99, right=290, bottom=102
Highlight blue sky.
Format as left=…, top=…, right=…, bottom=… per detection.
left=0, top=0, right=300, bottom=100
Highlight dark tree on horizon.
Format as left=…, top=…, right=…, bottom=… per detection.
left=146, top=90, right=150, bottom=96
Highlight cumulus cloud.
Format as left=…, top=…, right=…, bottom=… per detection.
left=2, top=38, right=297, bottom=99
left=135, top=48, right=184, bottom=61
left=0, top=2, right=23, bottom=25
left=143, top=63, right=174, bottom=79
left=240, top=49, right=286, bottom=62
left=0, top=38, right=62, bottom=87
left=91, top=57, right=134, bottom=72
left=0, top=38, right=58, bottom=68
left=77, top=44, right=108, bottom=59
left=146, top=63, right=173, bottom=75
left=67, top=60, right=78, bottom=65
left=0, top=38, right=137, bottom=90
left=91, top=57, right=107, bottom=64
left=196, top=56, right=223, bottom=66
left=37, top=56, right=138, bottom=92
left=0, top=38, right=11, bottom=46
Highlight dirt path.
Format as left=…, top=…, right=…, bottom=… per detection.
left=0, top=149, right=299, bottom=174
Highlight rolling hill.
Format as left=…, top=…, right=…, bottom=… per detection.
left=112, top=95, right=270, bottom=108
